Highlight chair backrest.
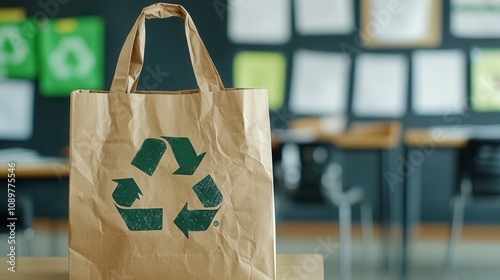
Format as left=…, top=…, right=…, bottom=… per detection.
left=280, top=142, right=339, bottom=202
left=460, top=138, right=500, bottom=195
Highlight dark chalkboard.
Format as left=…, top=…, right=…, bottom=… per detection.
left=2, top=0, right=500, bottom=223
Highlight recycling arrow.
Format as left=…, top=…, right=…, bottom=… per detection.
left=174, top=203, right=220, bottom=238
left=112, top=178, right=142, bottom=207
left=173, top=175, right=223, bottom=238
left=115, top=206, right=163, bottom=231
left=162, top=137, right=206, bottom=175
left=112, top=178, right=163, bottom=231
left=131, top=138, right=167, bottom=176
left=192, top=175, right=223, bottom=208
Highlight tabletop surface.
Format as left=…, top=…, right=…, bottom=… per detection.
left=404, top=128, right=468, bottom=148
left=405, top=125, right=500, bottom=148
left=0, top=160, right=70, bottom=179
left=274, top=120, right=402, bottom=149
left=0, top=254, right=324, bottom=279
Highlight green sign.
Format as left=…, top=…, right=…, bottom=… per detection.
left=471, top=48, right=500, bottom=112
left=112, top=136, right=223, bottom=238
left=0, top=20, right=37, bottom=79
left=233, top=51, right=287, bottom=110
left=38, top=17, right=104, bottom=96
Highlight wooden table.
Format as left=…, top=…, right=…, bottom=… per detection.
left=0, top=255, right=324, bottom=279
left=404, top=128, right=467, bottom=148
left=0, top=161, right=70, bottom=179
left=0, top=159, right=70, bottom=222
left=274, top=119, right=402, bottom=149
left=274, top=120, right=403, bottom=276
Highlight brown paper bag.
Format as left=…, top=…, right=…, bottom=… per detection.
left=69, top=3, right=275, bottom=279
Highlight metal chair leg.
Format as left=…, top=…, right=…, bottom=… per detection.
left=445, top=195, right=466, bottom=275
left=339, top=201, right=352, bottom=280
left=23, top=227, right=35, bottom=256
left=19, top=196, right=34, bottom=256
left=360, top=200, right=375, bottom=280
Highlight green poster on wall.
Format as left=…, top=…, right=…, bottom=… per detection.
left=38, top=17, right=104, bottom=96
left=0, top=20, right=37, bottom=79
left=233, top=51, right=287, bottom=110
left=471, top=48, right=500, bottom=112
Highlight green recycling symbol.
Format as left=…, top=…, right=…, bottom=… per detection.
left=0, top=25, right=29, bottom=65
left=49, top=36, right=95, bottom=79
left=112, top=137, right=223, bottom=238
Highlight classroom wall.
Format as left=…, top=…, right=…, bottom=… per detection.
left=2, top=0, right=500, bottom=223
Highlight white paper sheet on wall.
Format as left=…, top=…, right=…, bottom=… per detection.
left=227, top=0, right=291, bottom=44
left=368, top=0, right=432, bottom=44
left=412, top=50, right=466, bottom=115
left=294, top=0, right=354, bottom=35
left=289, top=50, right=350, bottom=115
left=353, top=53, right=408, bottom=117
left=0, top=80, right=34, bottom=140
left=451, top=0, right=500, bottom=38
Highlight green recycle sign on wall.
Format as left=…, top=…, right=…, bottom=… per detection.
left=112, top=136, right=223, bottom=238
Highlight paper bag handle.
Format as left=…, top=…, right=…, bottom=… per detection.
left=110, top=3, right=225, bottom=93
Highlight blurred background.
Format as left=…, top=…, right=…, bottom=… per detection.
left=1, top=0, right=500, bottom=279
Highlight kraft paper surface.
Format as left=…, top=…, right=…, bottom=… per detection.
left=69, top=3, right=275, bottom=279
